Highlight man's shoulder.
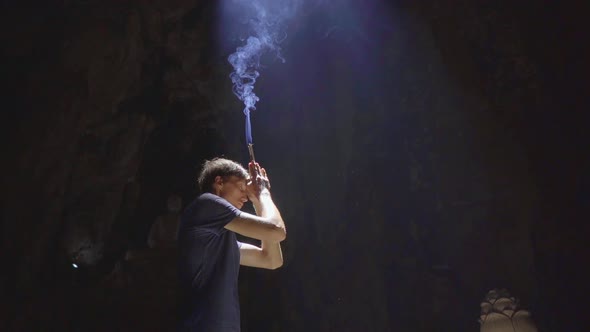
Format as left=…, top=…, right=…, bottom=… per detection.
left=183, top=193, right=239, bottom=222
left=195, top=193, right=236, bottom=211
left=197, top=192, right=219, bottom=203
left=184, top=193, right=218, bottom=211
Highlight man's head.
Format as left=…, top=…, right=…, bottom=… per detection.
left=198, top=158, right=249, bottom=209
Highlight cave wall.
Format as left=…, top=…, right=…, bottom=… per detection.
left=1, top=0, right=588, bottom=331
left=1, top=1, right=223, bottom=330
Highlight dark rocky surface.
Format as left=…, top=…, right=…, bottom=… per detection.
left=1, top=0, right=588, bottom=331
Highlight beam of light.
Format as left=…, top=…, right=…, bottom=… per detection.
left=227, top=0, right=300, bottom=145
left=72, top=263, right=78, bottom=269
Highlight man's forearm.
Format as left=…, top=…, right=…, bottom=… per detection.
left=253, top=189, right=285, bottom=269
left=261, top=240, right=283, bottom=269
left=253, top=190, right=286, bottom=232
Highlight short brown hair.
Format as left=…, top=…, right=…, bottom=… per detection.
left=197, top=158, right=249, bottom=193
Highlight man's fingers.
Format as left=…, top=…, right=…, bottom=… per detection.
left=259, top=168, right=271, bottom=189
left=248, top=162, right=257, bottom=176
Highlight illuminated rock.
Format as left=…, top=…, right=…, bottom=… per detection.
left=479, top=289, right=538, bottom=332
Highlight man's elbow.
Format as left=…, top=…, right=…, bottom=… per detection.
left=266, top=225, right=286, bottom=242
left=267, top=255, right=283, bottom=270
left=260, top=249, right=283, bottom=270
left=268, top=260, right=283, bottom=270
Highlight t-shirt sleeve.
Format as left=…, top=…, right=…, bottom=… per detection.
left=189, top=193, right=241, bottom=235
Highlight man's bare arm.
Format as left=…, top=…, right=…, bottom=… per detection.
left=225, top=162, right=286, bottom=241
left=224, top=209, right=286, bottom=242
left=238, top=241, right=283, bottom=270
left=224, top=162, right=285, bottom=269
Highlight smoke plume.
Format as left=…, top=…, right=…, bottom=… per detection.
left=228, top=0, right=300, bottom=144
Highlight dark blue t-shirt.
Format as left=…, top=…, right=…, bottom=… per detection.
left=177, top=193, right=242, bottom=331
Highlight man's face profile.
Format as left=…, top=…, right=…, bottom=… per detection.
left=216, top=175, right=248, bottom=209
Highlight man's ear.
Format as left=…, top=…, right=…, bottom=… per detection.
left=212, top=176, right=223, bottom=193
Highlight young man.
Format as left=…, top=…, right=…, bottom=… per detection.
left=177, top=158, right=286, bottom=331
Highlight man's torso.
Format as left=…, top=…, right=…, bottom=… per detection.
left=177, top=193, right=242, bottom=331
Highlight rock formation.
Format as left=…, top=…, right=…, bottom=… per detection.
left=1, top=0, right=587, bottom=331
left=479, top=289, right=538, bottom=332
